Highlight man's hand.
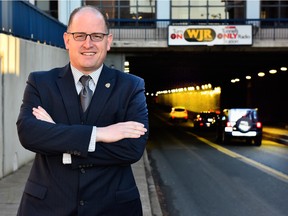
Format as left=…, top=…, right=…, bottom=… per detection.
left=97, top=122, right=147, bottom=143
left=32, top=106, right=55, bottom=124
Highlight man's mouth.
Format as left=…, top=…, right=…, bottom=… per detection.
left=81, top=52, right=96, bottom=56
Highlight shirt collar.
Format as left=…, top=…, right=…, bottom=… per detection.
left=70, top=64, right=103, bottom=86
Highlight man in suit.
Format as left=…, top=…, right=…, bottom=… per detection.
left=16, top=5, right=148, bottom=216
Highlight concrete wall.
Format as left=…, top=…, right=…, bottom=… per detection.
left=0, top=34, right=69, bottom=179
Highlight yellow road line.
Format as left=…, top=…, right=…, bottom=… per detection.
left=187, top=132, right=288, bottom=183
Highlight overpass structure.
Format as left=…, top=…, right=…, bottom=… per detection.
left=0, top=0, right=288, bottom=181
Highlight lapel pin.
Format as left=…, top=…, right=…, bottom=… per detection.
left=105, top=83, right=111, bottom=88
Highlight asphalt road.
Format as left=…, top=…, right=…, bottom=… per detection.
left=146, top=110, right=288, bottom=216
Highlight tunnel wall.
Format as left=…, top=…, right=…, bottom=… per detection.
left=156, top=87, right=221, bottom=114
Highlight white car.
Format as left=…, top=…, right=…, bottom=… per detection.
left=169, top=106, right=188, bottom=122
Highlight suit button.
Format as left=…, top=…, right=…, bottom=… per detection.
left=80, top=168, right=85, bottom=173
left=79, top=200, right=85, bottom=206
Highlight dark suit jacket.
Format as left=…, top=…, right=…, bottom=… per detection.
left=16, top=63, right=149, bottom=216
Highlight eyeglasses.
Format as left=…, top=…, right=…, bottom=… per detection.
left=66, top=32, right=109, bottom=42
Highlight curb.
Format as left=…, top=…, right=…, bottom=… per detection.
left=143, top=150, right=163, bottom=216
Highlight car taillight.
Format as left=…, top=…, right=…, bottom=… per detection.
left=226, top=122, right=233, bottom=127
left=256, top=122, right=262, bottom=128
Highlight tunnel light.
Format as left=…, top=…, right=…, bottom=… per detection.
left=188, top=86, right=195, bottom=91
left=280, top=67, right=287, bottom=71
left=269, top=69, right=277, bottom=74
left=124, top=61, right=130, bottom=73
left=124, top=61, right=129, bottom=66
left=258, top=72, right=265, bottom=77
left=231, top=78, right=240, bottom=83
left=246, top=75, right=251, bottom=80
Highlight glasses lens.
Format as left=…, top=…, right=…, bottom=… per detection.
left=91, top=33, right=105, bottom=42
left=73, top=33, right=86, bottom=41
left=69, top=33, right=107, bottom=42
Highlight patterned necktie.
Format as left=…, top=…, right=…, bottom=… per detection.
left=79, top=75, right=93, bottom=112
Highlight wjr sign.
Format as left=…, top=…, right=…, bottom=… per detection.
left=168, top=25, right=253, bottom=46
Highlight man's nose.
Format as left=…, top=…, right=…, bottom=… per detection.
left=83, top=35, right=93, bottom=46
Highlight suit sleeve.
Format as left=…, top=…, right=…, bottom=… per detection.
left=16, top=72, right=93, bottom=157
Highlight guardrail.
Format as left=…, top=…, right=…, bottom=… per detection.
left=1, top=0, right=288, bottom=47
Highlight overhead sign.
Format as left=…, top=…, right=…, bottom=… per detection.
left=168, top=25, right=252, bottom=46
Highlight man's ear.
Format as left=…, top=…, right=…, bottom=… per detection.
left=63, top=32, right=70, bottom=50
left=106, top=34, right=113, bottom=51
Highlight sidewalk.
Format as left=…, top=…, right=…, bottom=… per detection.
left=0, top=150, right=162, bottom=216
left=262, top=126, right=288, bottom=145
left=0, top=160, right=32, bottom=216
left=0, top=126, right=287, bottom=216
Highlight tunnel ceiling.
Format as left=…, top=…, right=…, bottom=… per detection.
left=126, top=50, right=288, bottom=93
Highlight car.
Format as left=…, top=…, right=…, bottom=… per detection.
left=193, top=111, right=219, bottom=129
left=216, top=108, right=262, bottom=146
left=169, top=106, right=188, bottom=122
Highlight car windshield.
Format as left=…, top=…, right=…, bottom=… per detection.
left=204, top=113, right=216, bottom=117
left=175, top=108, right=185, bottom=112
left=228, top=109, right=257, bottom=122
left=198, top=112, right=216, bottom=118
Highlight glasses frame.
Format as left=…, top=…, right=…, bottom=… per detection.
left=66, top=32, right=109, bottom=42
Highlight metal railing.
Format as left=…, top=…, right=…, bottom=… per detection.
left=0, top=0, right=66, bottom=48
left=1, top=1, right=288, bottom=47
left=109, top=18, right=288, bottom=41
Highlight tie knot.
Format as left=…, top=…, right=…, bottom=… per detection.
left=80, top=75, right=91, bottom=87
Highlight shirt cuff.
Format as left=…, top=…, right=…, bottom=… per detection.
left=62, top=153, right=72, bottom=164
left=63, top=126, right=96, bottom=164
left=88, top=126, right=97, bottom=152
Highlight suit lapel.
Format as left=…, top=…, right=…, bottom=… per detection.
left=56, top=64, right=82, bottom=124
left=86, top=65, right=116, bottom=124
